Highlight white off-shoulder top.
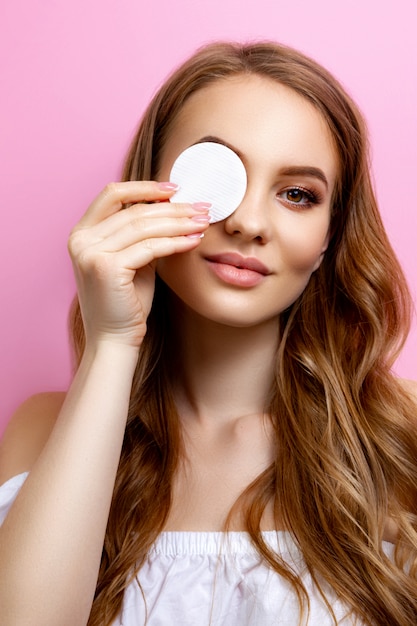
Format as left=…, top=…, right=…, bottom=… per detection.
left=0, top=473, right=395, bottom=625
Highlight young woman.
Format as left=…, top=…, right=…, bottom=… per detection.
left=0, top=41, right=416, bottom=626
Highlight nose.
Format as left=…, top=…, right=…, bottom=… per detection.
left=224, top=184, right=272, bottom=243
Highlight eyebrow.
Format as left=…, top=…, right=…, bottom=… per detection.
left=195, top=135, right=329, bottom=190
left=278, top=166, right=329, bottom=190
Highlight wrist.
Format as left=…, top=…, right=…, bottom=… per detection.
left=82, top=339, right=140, bottom=371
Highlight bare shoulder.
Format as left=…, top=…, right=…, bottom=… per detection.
left=0, top=392, right=66, bottom=485
left=398, top=377, right=417, bottom=406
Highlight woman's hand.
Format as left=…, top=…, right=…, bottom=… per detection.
left=68, top=181, right=210, bottom=349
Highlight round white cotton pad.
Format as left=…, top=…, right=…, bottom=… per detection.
left=169, top=142, right=247, bottom=223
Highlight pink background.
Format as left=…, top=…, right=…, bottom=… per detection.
left=1, top=1, right=416, bottom=435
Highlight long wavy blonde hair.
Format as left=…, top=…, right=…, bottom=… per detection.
left=69, top=42, right=417, bottom=625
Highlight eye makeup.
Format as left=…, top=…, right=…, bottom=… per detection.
left=278, top=185, right=324, bottom=209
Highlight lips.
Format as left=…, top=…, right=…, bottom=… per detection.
left=205, top=252, right=270, bottom=275
left=204, top=252, right=271, bottom=288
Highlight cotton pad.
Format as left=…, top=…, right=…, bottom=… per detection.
left=169, top=142, right=247, bottom=223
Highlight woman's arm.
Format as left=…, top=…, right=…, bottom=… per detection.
left=0, top=344, right=138, bottom=626
left=0, top=181, right=209, bottom=626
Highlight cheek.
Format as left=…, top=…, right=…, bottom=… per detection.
left=277, top=218, right=330, bottom=272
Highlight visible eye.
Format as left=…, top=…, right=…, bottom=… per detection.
left=279, top=187, right=319, bottom=208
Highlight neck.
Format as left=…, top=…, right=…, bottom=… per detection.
left=170, top=303, right=279, bottom=425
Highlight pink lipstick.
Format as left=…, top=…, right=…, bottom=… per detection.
left=205, top=252, right=270, bottom=287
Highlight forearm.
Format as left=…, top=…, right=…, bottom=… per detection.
left=0, top=341, right=139, bottom=626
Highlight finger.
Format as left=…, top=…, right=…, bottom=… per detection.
left=78, top=181, right=179, bottom=227
left=68, top=206, right=209, bottom=262
left=97, top=213, right=210, bottom=253
left=72, top=233, right=204, bottom=283
left=81, top=200, right=210, bottom=242
left=114, top=233, right=206, bottom=271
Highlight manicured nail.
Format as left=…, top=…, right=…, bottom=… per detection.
left=191, top=214, right=211, bottom=223
left=192, top=202, right=212, bottom=211
left=187, top=232, right=205, bottom=239
left=157, top=181, right=179, bottom=191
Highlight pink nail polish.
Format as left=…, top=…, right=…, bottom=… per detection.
left=191, top=214, right=210, bottom=223
left=157, top=181, right=179, bottom=191
left=186, top=232, right=205, bottom=239
left=192, top=202, right=212, bottom=211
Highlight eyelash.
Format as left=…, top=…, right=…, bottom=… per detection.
left=278, top=186, right=322, bottom=208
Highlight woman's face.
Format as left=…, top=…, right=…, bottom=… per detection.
left=156, top=74, right=338, bottom=328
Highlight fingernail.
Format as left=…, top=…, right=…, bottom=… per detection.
left=157, top=181, right=179, bottom=191
left=191, top=214, right=211, bottom=223
left=192, top=202, right=212, bottom=211
left=186, top=232, right=205, bottom=239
